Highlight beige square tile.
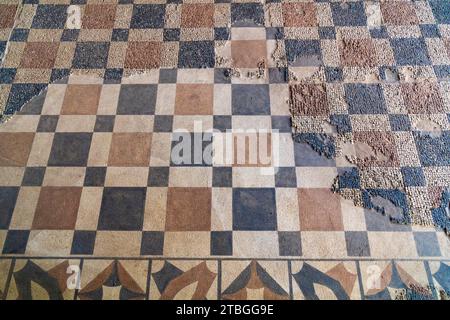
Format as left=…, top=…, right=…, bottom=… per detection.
left=41, top=84, right=66, bottom=115
left=211, top=187, right=232, bottom=231
left=105, top=167, right=149, bottom=187
left=155, top=84, right=176, bottom=115
left=276, top=188, right=300, bottom=231
left=43, top=167, right=86, bottom=186
left=9, top=187, right=40, bottom=230
left=368, top=232, right=418, bottom=258
left=233, top=231, right=279, bottom=258
left=163, top=232, right=210, bottom=257
left=0, top=115, right=39, bottom=132
left=113, top=115, right=154, bottom=132
left=341, top=198, right=367, bottom=231
left=149, top=132, right=171, bottom=166
left=169, top=167, right=212, bottom=187
left=232, top=167, right=274, bottom=188
left=143, top=187, right=167, bottom=231
left=0, top=167, right=24, bottom=186
left=75, top=187, right=103, bottom=230
left=27, top=133, right=54, bottom=166
left=301, top=231, right=347, bottom=259
left=296, top=167, right=338, bottom=188
left=97, top=84, right=120, bottom=115
left=94, top=231, right=142, bottom=257
left=87, top=133, right=112, bottom=167
left=56, top=115, right=96, bottom=132
left=26, top=230, right=74, bottom=256
left=213, top=84, right=232, bottom=115
left=269, top=84, right=290, bottom=115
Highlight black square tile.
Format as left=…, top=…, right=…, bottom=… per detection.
left=391, top=38, right=431, bottom=66
left=214, top=68, right=231, bottom=84
left=211, top=231, right=232, bottom=256
left=330, top=1, right=367, bottom=26
left=434, top=65, right=450, bottom=80
left=271, top=116, right=291, bottom=133
left=318, top=27, right=336, bottom=39
left=71, top=231, right=96, bottom=255
left=429, top=0, right=450, bottom=24
left=104, top=68, right=123, bottom=84
left=112, top=29, right=129, bottom=41
left=275, top=167, right=297, bottom=188
left=17, top=88, right=47, bottom=115
left=285, top=40, right=322, bottom=66
left=345, top=231, right=370, bottom=256
left=61, top=29, right=79, bottom=42
left=117, top=84, right=157, bottom=115
left=10, top=29, right=29, bottom=42
left=2, top=230, right=29, bottom=254
left=163, top=28, right=180, bottom=41
left=84, top=167, right=107, bottom=186
left=325, top=67, right=343, bottom=82
left=344, top=84, right=387, bottom=114
left=130, top=4, right=166, bottom=29
left=231, top=3, right=264, bottom=27
left=178, top=41, right=215, bottom=68
left=233, top=188, right=277, bottom=231
left=148, top=167, right=169, bottom=187
left=141, top=231, right=164, bottom=255
left=370, top=26, right=389, bottom=39
left=420, top=24, right=440, bottom=38
left=414, top=131, right=450, bottom=167
left=330, top=114, right=352, bottom=133
left=401, top=166, right=426, bottom=187
left=266, top=27, right=284, bottom=40
left=0, top=68, right=16, bottom=84
left=5, top=84, right=46, bottom=115
left=268, top=67, right=287, bottom=83
left=232, top=84, right=270, bottom=115
left=153, top=115, right=173, bottom=132
left=94, top=115, right=115, bottom=132
left=0, top=187, right=19, bottom=229
left=159, top=69, right=177, bottom=83
left=389, top=114, right=411, bottom=131
left=22, top=167, right=46, bottom=186
left=32, top=5, right=68, bottom=29
left=98, top=187, right=146, bottom=231
left=293, top=135, right=336, bottom=167
left=48, top=133, right=92, bottom=167
left=214, top=27, right=230, bottom=40
left=213, top=115, right=231, bottom=132
left=50, top=69, right=70, bottom=83
left=278, top=232, right=302, bottom=256
left=37, top=115, right=58, bottom=132
left=72, top=42, right=110, bottom=69
left=213, top=167, right=232, bottom=187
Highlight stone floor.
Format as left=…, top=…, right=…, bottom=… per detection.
left=0, top=0, right=449, bottom=300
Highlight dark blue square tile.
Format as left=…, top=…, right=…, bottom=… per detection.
left=0, top=187, right=19, bottom=229
left=266, top=27, right=284, bottom=40
left=337, top=167, right=360, bottom=189
left=329, top=114, right=352, bottom=133
left=325, top=67, right=343, bottom=82
left=391, top=38, right=431, bottom=66
left=389, top=114, right=411, bottom=131
left=61, top=29, right=79, bottom=42
left=98, top=187, right=146, bottom=231
left=130, top=4, right=166, bottom=28
left=211, top=231, right=232, bottom=255
left=10, top=29, right=29, bottom=42
left=401, top=167, right=426, bottom=187
left=2, top=230, right=29, bottom=254
left=370, top=26, right=388, bottom=38
left=159, top=69, right=177, bottom=83
left=163, top=28, right=180, bottom=41
left=232, top=84, right=270, bottom=115
left=214, top=68, right=231, bottom=83
left=117, top=84, right=157, bottom=115
left=434, top=65, right=450, bottom=80
left=331, top=1, right=367, bottom=26
left=414, top=131, right=450, bottom=166
left=0, top=42, right=6, bottom=58
left=72, top=42, right=110, bottom=69
left=231, top=3, right=264, bottom=27
left=429, top=0, right=450, bottom=24
left=5, top=84, right=46, bottom=115
left=50, top=69, right=70, bottom=83
left=213, top=115, right=232, bottom=132
left=344, top=84, right=387, bottom=114
left=293, top=133, right=336, bottom=166
left=22, top=167, right=46, bottom=186
left=48, top=133, right=92, bottom=167
left=148, top=167, right=169, bottom=187
left=84, top=167, right=107, bottom=186
left=214, top=28, right=229, bottom=40
left=414, top=232, right=441, bottom=257
left=32, top=5, right=68, bottom=29
left=178, top=41, right=215, bottom=68
left=0, top=68, right=16, bottom=84
left=362, top=189, right=411, bottom=225
left=285, top=40, right=322, bottom=66
left=278, top=232, right=302, bottom=256
left=319, top=26, right=336, bottom=39
left=104, top=68, right=123, bottom=84
left=420, top=24, right=440, bottom=38
left=141, top=231, right=164, bottom=255
left=233, top=188, right=277, bottom=231
left=213, top=167, right=232, bottom=187
left=71, top=231, right=96, bottom=255
left=170, top=132, right=212, bottom=166
left=271, top=116, right=291, bottom=133
left=112, top=29, right=129, bottom=41
left=268, top=67, right=287, bottom=83
left=154, top=115, right=173, bottom=132
left=94, top=115, right=115, bottom=132
left=275, top=167, right=297, bottom=188
left=345, top=231, right=370, bottom=256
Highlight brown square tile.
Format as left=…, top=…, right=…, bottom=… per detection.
left=20, top=42, right=59, bottom=69
left=61, top=85, right=102, bottom=115
left=289, top=84, right=329, bottom=116
left=0, top=5, right=17, bottom=29
left=108, top=133, right=152, bottom=167
left=282, top=3, right=317, bottom=27
left=175, top=84, right=213, bottom=115
left=401, top=82, right=444, bottom=114
left=0, top=133, right=35, bottom=167
left=339, top=39, right=377, bottom=68
left=166, top=187, right=211, bottom=231
left=181, top=4, right=214, bottom=28
left=231, top=40, right=267, bottom=68
left=32, top=187, right=82, bottom=230
left=353, top=131, right=399, bottom=167
left=380, top=2, right=418, bottom=26
left=82, top=4, right=117, bottom=29
left=298, top=188, right=343, bottom=231
left=125, top=42, right=162, bottom=69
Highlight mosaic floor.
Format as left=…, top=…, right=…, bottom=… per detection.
left=0, top=0, right=449, bottom=300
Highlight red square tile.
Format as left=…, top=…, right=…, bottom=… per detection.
left=231, top=40, right=267, bottom=68
left=108, top=133, right=152, bottom=167
left=0, top=5, right=17, bottom=28
left=181, top=4, right=214, bottom=28
left=175, top=84, right=213, bottom=115
left=166, top=187, right=212, bottom=231
left=298, top=188, right=343, bottom=231
left=20, top=42, right=59, bottom=69
left=0, top=133, right=35, bottom=167
left=401, top=82, right=444, bottom=114
left=353, top=131, right=399, bottom=167
left=125, top=42, right=162, bottom=69
left=282, top=3, right=317, bottom=27
left=82, top=4, right=117, bottom=29
left=61, top=85, right=102, bottom=115
left=32, top=187, right=82, bottom=230
left=289, top=84, right=329, bottom=116
left=381, top=2, right=418, bottom=26
left=339, top=39, right=377, bottom=68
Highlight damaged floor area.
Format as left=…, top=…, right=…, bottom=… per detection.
left=0, top=0, right=449, bottom=300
